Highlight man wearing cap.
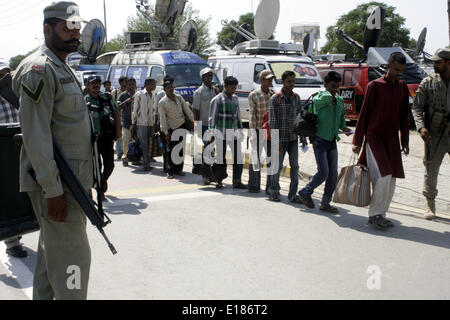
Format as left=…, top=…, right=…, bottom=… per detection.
left=192, top=67, right=219, bottom=185
left=248, top=70, right=275, bottom=194
left=412, top=48, right=450, bottom=220
left=85, top=75, right=121, bottom=197
left=13, top=1, right=93, bottom=299
left=0, top=62, right=28, bottom=258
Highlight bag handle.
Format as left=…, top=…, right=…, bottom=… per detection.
left=348, top=152, right=358, bottom=166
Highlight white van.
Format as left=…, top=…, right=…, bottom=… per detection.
left=208, top=52, right=324, bottom=121
left=108, top=49, right=219, bottom=104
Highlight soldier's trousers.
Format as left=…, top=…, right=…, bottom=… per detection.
left=423, top=128, right=450, bottom=200
left=28, top=190, right=91, bottom=300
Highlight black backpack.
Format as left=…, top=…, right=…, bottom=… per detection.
left=293, top=95, right=317, bottom=137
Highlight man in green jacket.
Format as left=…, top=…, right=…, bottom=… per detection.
left=298, top=71, right=353, bottom=213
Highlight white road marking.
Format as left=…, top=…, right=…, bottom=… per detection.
left=0, top=242, right=33, bottom=300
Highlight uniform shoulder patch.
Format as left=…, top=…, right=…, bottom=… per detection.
left=31, top=65, right=45, bottom=73
left=30, top=55, right=47, bottom=74
left=22, top=78, right=45, bottom=104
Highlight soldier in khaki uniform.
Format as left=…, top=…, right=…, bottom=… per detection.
left=12, top=2, right=93, bottom=299
left=412, top=48, right=450, bottom=220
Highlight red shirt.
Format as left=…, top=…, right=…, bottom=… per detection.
left=353, top=76, right=410, bottom=178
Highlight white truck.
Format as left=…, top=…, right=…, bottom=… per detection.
left=208, top=50, right=323, bottom=121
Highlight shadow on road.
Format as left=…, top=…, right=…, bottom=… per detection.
left=103, top=196, right=148, bottom=215
left=306, top=209, right=450, bottom=250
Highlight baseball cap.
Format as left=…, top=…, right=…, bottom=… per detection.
left=44, top=1, right=83, bottom=29
left=429, top=48, right=450, bottom=61
left=87, top=75, right=102, bottom=84
left=259, top=70, right=275, bottom=80
left=0, top=62, right=11, bottom=72
left=200, top=67, right=215, bottom=78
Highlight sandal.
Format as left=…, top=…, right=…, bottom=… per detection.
left=290, top=196, right=304, bottom=205
left=383, top=218, right=394, bottom=228
left=320, top=204, right=339, bottom=215
left=368, top=215, right=390, bottom=231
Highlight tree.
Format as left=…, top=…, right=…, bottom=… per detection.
left=217, top=13, right=255, bottom=49
left=105, top=4, right=214, bottom=59
left=9, top=48, right=38, bottom=70
left=320, top=2, right=416, bottom=59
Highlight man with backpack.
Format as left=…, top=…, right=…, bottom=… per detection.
left=268, top=71, right=304, bottom=203
left=85, top=76, right=122, bottom=199
left=298, top=71, right=353, bottom=213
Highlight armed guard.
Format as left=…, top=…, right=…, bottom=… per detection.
left=12, top=1, right=93, bottom=299
left=412, top=48, right=450, bottom=220
left=85, top=75, right=121, bottom=199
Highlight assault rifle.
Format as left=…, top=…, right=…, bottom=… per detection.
left=13, top=134, right=117, bottom=255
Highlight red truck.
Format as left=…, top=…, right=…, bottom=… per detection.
left=315, top=48, right=428, bottom=127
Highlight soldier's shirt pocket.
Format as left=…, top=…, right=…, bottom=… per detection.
left=430, top=111, right=445, bottom=131
left=61, top=81, right=84, bottom=112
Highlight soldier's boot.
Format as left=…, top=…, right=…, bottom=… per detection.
left=424, top=197, right=436, bottom=220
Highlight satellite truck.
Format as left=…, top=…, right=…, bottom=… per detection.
left=314, top=6, right=428, bottom=126
left=106, top=0, right=219, bottom=104
left=208, top=0, right=324, bottom=121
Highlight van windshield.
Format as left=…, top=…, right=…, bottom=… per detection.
left=269, top=62, right=323, bottom=86
left=165, top=64, right=220, bottom=87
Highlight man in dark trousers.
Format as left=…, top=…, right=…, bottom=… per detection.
left=352, top=52, right=410, bottom=230
left=118, top=78, right=137, bottom=167
left=85, top=75, right=121, bottom=198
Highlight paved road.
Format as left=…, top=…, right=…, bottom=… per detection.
left=1, top=153, right=449, bottom=300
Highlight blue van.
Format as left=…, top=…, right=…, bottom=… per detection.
left=107, top=50, right=219, bottom=104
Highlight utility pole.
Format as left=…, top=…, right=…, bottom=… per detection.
left=448, top=0, right=450, bottom=45
left=103, top=0, right=108, bottom=46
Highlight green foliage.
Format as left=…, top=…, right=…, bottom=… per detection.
left=9, top=48, right=38, bottom=70
left=217, top=13, right=255, bottom=49
left=104, top=4, right=214, bottom=59
left=320, top=2, right=415, bottom=59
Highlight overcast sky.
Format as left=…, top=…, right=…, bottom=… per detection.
left=0, top=0, right=447, bottom=62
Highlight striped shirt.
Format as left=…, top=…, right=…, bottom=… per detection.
left=209, top=92, right=242, bottom=138
left=0, top=95, right=19, bottom=124
left=269, top=89, right=302, bottom=143
left=248, top=87, right=274, bottom=129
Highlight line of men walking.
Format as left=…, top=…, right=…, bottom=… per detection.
left=5, top=0, right=447, bottom=300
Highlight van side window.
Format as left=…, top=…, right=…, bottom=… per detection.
left=254, top=64, right=266, bottom=84
left=150, top=66, right=164, bottom=80
left=368, top=68, right=382, bottom=82
left=343, top=70, right=354, bottom=86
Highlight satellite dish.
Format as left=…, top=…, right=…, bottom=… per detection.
left=234, top=23, right=252, bottom=46
left=81, top=19, right=106, bottom=64
left=254, top=0, right=280, bottom=40
left=416, top=27, right=427, bottom=56
left=155, top=0, right=171, bottom=23
left=156, top=0, right=186, bottom=27
left=303, top=33, right=314, bottom=57
left=363, top=6, right=385, bottom=52
left=179, top=19, right=198, bottom=52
